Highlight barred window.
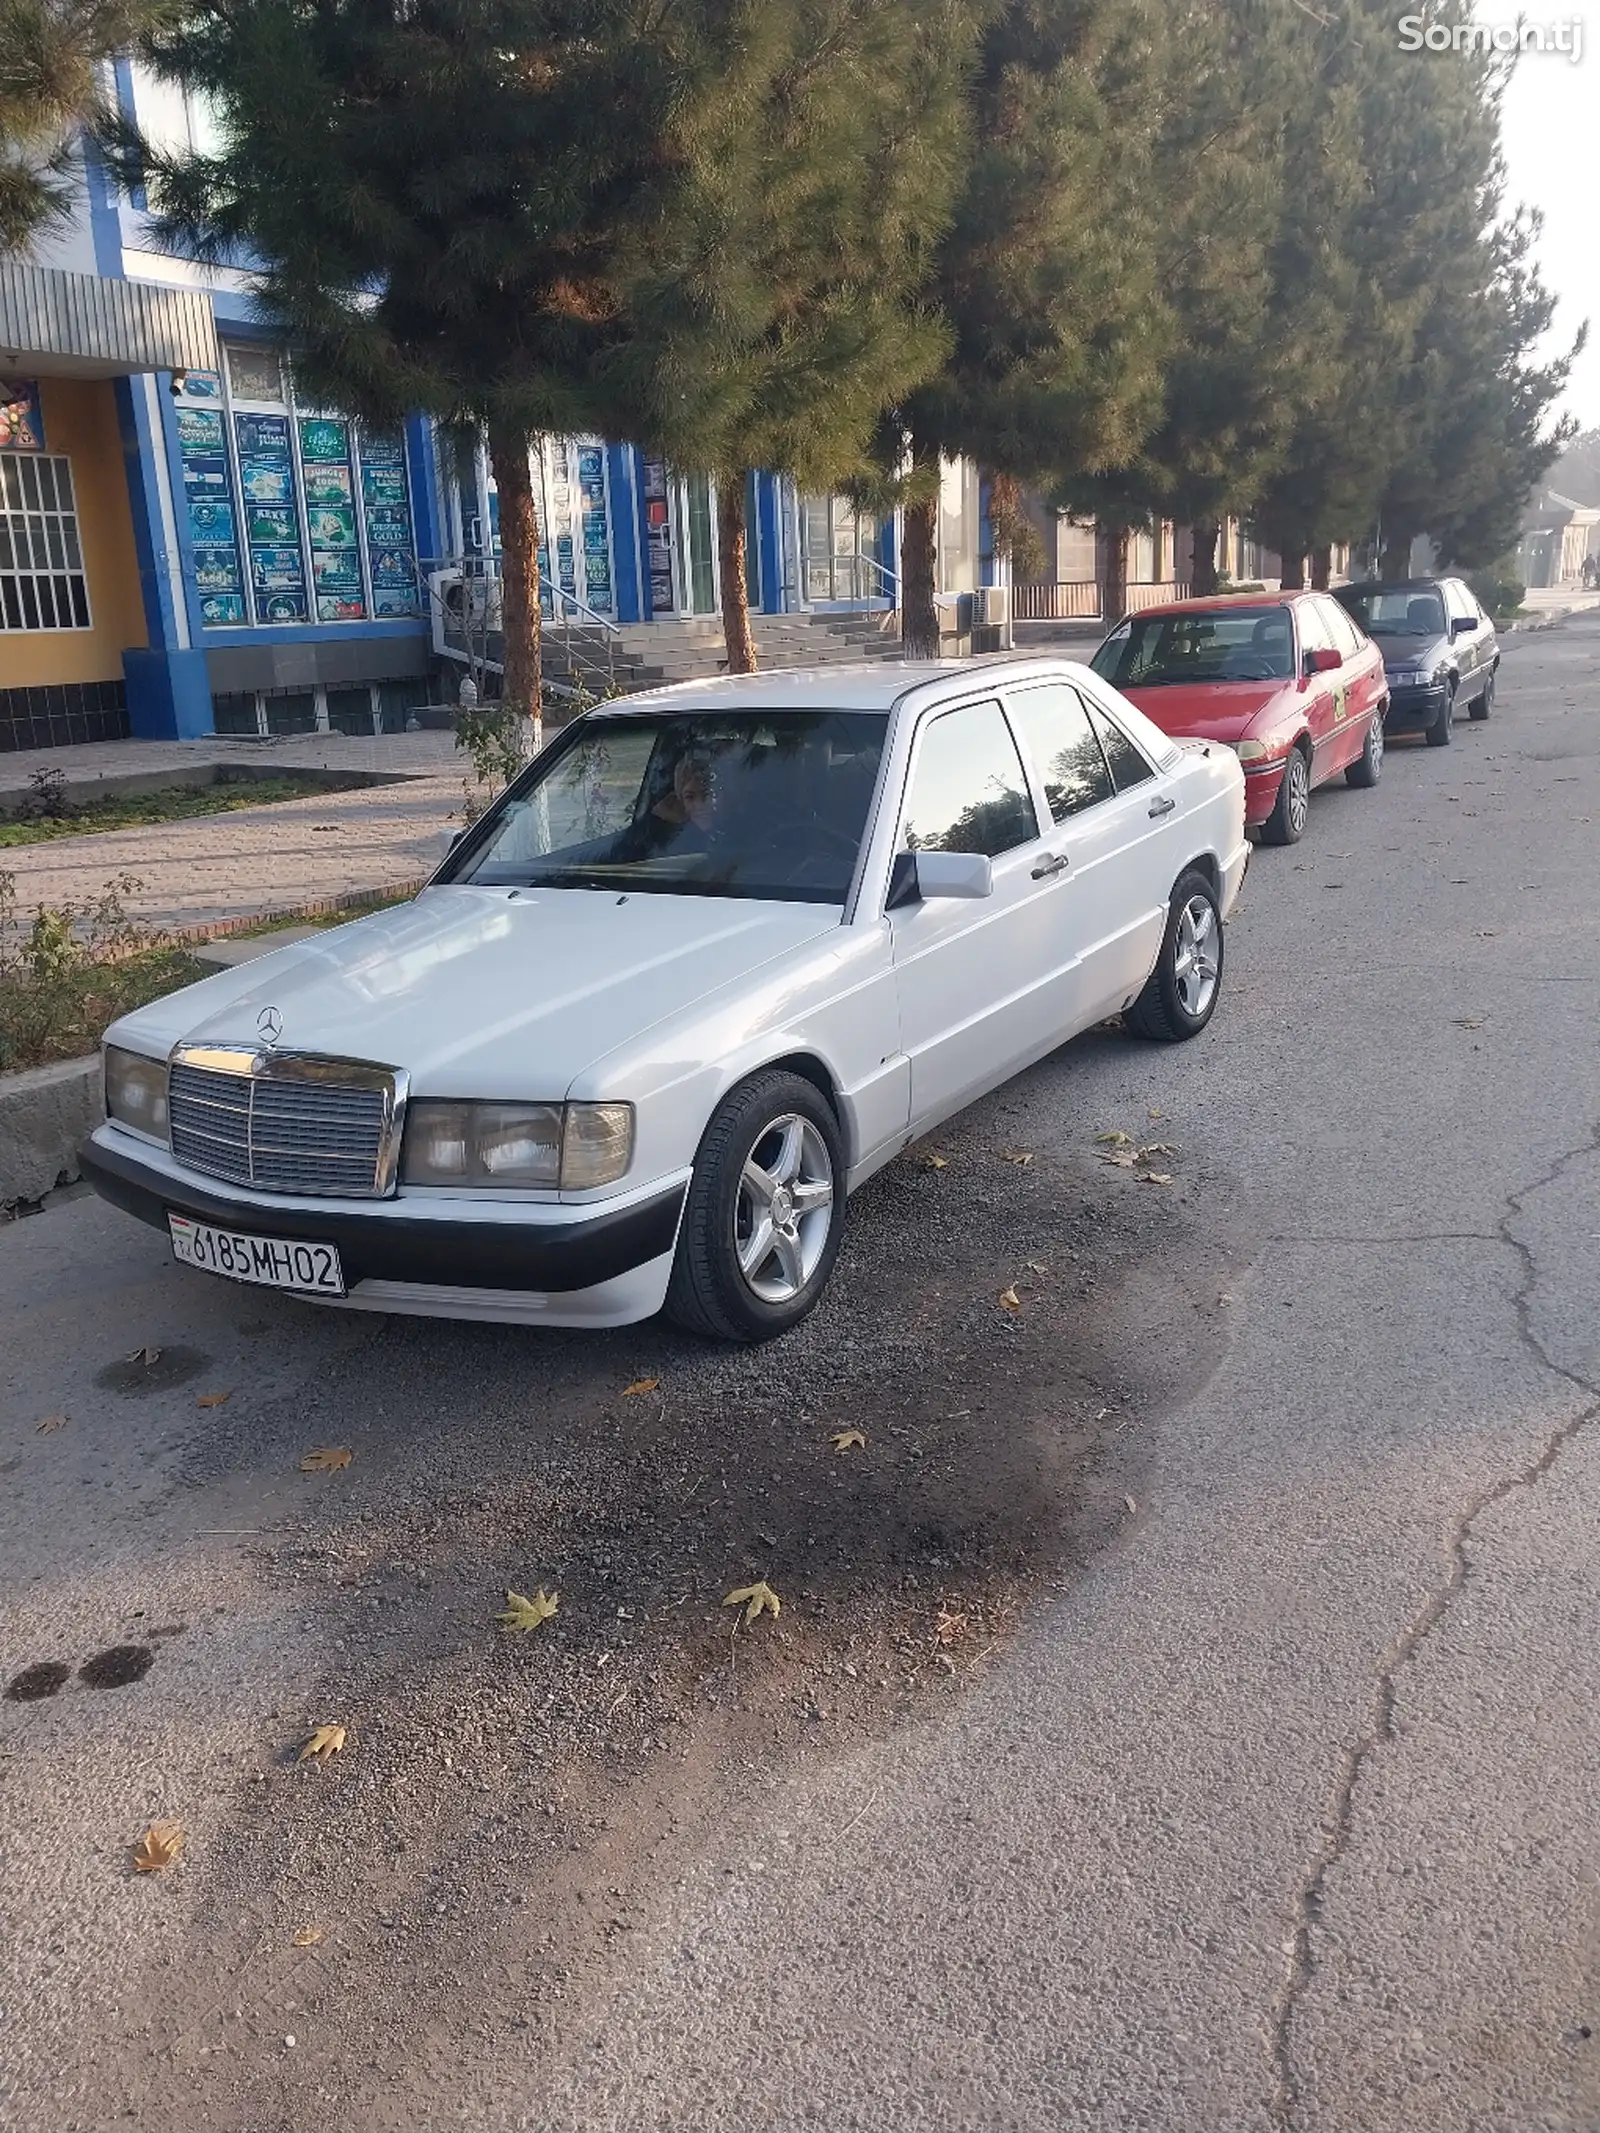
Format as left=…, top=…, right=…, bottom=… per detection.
left=0, top=455, right=91, bottom=631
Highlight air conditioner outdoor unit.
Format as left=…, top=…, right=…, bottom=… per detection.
left=427, top=568, right=502, bottom=660
left=972, top=584, right=1010, bottom=628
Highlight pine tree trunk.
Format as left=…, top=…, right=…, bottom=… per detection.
left=1189, top=519, right=1220, bottom=596
left=1278, top=549, right=1306, bottom=589
left=1097, top=520, right=1129, bottom=626
left=717, top=476, right=758, bottom=674
left=900, top=434, right=941, bottom=659
left=1309, top=545, right=1331, bottom=591
left=487, top=421, right=542, bottom=744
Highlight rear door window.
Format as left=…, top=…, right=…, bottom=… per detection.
left=1085, top=700, right=1155, bottom=791
left=1318, top=596, right=1364, bottom=658
left=1005, top=683, right=1115, bottom=821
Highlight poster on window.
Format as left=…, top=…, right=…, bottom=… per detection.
left=356, top=431, right=419, bottom=617
left=176, top=403, right=246, bottom=626
left=234, top=413, right=306, bottom=618
left=642, top=456, right=674, bottom=614
left=576, top=443, right=614, bottom=615
left=0, top=380, right=44, bottom=451
left=302, top=460, right=353, bottom=507
left=174, top=368, right=224, bottom=405
left=245, top=503, right=297, bottom=546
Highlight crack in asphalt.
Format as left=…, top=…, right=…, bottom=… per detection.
left=1261, top=1232, right=1499, bottom=1248
left=1266, top=1122, right=1600, bottom=2129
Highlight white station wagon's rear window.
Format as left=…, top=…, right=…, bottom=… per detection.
left=445, top=710, right=889, bottom=904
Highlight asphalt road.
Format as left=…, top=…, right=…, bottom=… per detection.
left=3, top=614, right=1598, bottom=2133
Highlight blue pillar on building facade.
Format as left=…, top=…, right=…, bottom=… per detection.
left=115, top=375, right=214, bottom=739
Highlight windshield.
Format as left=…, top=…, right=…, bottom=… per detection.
left=443, top=709, right=889, bottom=903
left=1090, top=606, right=1296, bottom=688
left=1336, top=587, right=1446, bottom=638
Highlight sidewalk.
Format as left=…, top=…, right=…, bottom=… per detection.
left=1, top=732, right=470, bottom=937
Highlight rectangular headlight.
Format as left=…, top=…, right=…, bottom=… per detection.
left=400, top=1101, right=632, bottom=1190
left=105, top=1046, right=170, bottom=1143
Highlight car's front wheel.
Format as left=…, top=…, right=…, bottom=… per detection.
left=1125, top=870, right=1224, bottom=1042
left=1425, top=679, right=1456, bottom=746
left=665, top=1070, right=845, bottom=1342
left=1345, top=711, right=1384, bottom=788
left=1260, top=744, right=1310, bottom=845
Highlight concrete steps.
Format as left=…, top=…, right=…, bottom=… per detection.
left=543, top=610, right=903, bottom=693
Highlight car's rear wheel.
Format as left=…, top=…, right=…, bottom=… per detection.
left=1425, top=680, right=1456, bottom=746
left=1125, top=870, right=1224, bottom=1042
left=1345, top=712, right=1384, bottom=788
left=1260, top=744, right=1310, bottom=845
left=665, top=1070, right=845, bottom=1343
left=1470, top=669, right=1495, bottom=721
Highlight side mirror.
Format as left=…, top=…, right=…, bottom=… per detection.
left=1303, top=646, right=1342, bottom=675
left=1452, top=614, right=1478, bottom=636
left=886, top=849, right=994, bottom=908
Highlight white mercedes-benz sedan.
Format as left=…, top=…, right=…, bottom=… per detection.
left=83, top=658, right=1246, bottom=1342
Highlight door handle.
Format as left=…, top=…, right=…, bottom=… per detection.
left=1147, top=794, right=1176, bottom=819
left=1030, top=852, right=1069, bottom=880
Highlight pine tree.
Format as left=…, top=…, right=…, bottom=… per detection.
left=599, top=0, right=977, bottom=674
left=1, top=0, right=172, bottom=252
left=888, top=0, right=1171, bottom=655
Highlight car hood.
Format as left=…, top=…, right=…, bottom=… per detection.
left=1118, top=679, right=1296, bottom=744
left=1372, top=630, right=1449, bottom=669
left=111, top=887, right=842, bottom=1096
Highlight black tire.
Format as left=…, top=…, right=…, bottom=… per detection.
left=1125, top=869, right=1225, bottom=1043
left=665, top=1069, right=846, bottom=1343
left=1469, top=669, right=1494, bottom=721
left=1260, top=743, right=1311, bottom=846
left=1345, top=711, right=1384, bottom=788
left=1425, top=680, right=1455, bottom=746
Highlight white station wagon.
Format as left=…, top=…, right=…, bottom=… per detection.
left=84, top=659, right=1247, bottom=1341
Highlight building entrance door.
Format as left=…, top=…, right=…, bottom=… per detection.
left=672, top=472, right=719, bottom=616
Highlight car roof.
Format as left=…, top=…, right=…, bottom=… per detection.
left=1337, top=578, right=1451, bottom=594
left=608, top=656, right=1100, bottom=714
left=1119, top=590, right=1303, bottom=620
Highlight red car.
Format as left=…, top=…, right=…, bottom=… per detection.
left=1089, top=592, right=1388, bottom=845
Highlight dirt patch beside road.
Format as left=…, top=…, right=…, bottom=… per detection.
left=57, top=1084, right=1245, bottom=2133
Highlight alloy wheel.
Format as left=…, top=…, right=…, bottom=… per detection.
left=1173, top=895, right=1220, bottom=1019
left=734, top=1114, right=835, bottom=1304
left=1285, top=751, right=1310, bottom=836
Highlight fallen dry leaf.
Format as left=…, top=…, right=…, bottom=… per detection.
left=1095, top=1130, right=1134, bottom=1147
left=196, top=1391, right=231, bottom=1409
left=132, top=1822, right=183, bottom=1873
left=1124, top=1494, right=1138, bottom=1516
left=497, top=1587, right=559, bottom=1634
left=299, top=1447, right=353, bottom=1473
left=724, top=1579, right=782, bottom=1627
left=291, top=1926, right=325, bottom=1948
left=997, top=1286, right=1021, bottom=1312
left=34, top=1414, right=67, bottom=1434
left=831, top=1429, right=867, bottom=1453
left=127, top=1346, right=161, bottom=1368
left=1099, top=1150, right=1137, bottom=1169
left=299, top=1723, right=348, bottom=1765
left=1139, top=1172, right=1175, bottom=1187
left=621, top=1377, right=660, bottom=1397
left=934, top=1608, right=969, bottom=1647
left=1136, top=1142, right=1177, bottom=1160
left=1454, top=1016, right=1484, bottom=1030
left=1001, top=1149, right=1035, bottom=1166
left=920, top=1151, right=949, bottom=1170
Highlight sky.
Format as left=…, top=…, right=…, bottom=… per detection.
left=1488, top=5, right=1598, bottom=435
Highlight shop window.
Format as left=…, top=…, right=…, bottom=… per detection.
left=377, top=680, right=419, bottom=732
left=802, top=495, right=882, bottom=603
left=0, top=456, right=91, bottom=632
left=326, top=686, right=376, bottom=735
left=264, top=689, right=317, bottom=735
left=173, top=357, right=421, bottom=629
left=212, top=691, right=262, bottom=736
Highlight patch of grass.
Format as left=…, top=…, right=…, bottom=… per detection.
left=0, top=869, right=208, bottom=1073
left=0, top=771, right=379, bottom=848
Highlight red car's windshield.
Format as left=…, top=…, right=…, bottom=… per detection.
left=1092, top=607, right=1296, bottom=688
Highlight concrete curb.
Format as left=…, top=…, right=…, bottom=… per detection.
left=0, top=1054, right=101, bottom=1208
left=161, top=874, right=434, bottom=948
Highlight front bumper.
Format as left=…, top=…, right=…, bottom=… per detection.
left=80, top=1126, right=689, bottom=1327
left=1383, top=681, right=1448, bottom=731
left=1240, top=757, right=1288, bottom=827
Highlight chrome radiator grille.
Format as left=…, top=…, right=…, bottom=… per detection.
left=168, top=1051, right=399, bottom=1198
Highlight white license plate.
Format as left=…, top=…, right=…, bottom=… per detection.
left=168, top=1213, right=345, bottom=1296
